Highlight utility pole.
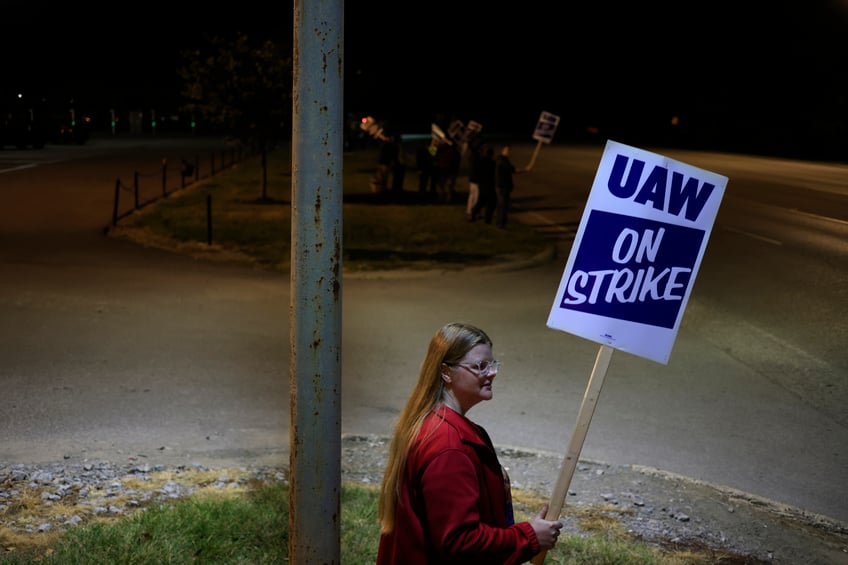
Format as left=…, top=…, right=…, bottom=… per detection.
left=290, top=0, right=344, bottom=563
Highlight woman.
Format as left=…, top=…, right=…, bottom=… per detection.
left=377, top=322, right=562, bottom=564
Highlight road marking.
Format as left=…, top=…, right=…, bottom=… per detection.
left=720, top=225, right=783, bottom=245
left=0, top=163, right=38, bottom=174
left=792, top=208, right=848, bottom=226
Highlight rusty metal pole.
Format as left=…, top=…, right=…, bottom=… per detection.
left=290, top=1, right=343, bottom=563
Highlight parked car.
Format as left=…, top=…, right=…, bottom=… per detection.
left=53, top=116, right=90, bottom=145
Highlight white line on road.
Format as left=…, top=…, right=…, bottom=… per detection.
left=0, top=163, right=38, bottom=174
left=720, top=225, right=783, bottom=245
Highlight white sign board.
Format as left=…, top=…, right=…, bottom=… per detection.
left=448, top=120, right=465, bottom=143
left=431, top=123, right=449, bottom=144
left=533, top=111, right=560, bottom=144
left=446, top=120, right=483, bottom=145
left=546, top=140, right=728, bottom=364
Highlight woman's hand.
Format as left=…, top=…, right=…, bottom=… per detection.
left=529, top=503, right=563, bottom=550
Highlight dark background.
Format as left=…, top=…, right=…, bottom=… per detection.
left=3, top=1, right=846, bottom=161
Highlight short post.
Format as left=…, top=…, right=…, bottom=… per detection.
left=134, top=171, right=139, bottom=209
left=112, top=179, right=120, bottom=225
left=162, top=158, right=168, bottom=197
left=206, top=193, right=212, bottom=245
left=210, top=152, right=216, bottom=176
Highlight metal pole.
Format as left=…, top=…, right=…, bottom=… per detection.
left=290, top=0, right=343, bottom=563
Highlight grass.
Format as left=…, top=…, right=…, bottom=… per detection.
left=108, top=141, right=553, bottom=273
left=1, top=478, right=745, bottom=564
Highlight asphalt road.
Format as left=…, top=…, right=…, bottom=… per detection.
left=1, top=135, right=846, bottom=528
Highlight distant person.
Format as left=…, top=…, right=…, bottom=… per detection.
left=434, top=141, right=461, bottom=203
left=377, top=322, right=563, bottom=564
left=371, top=134, right=399, bottom=194
left=471, top=145, right=496, bottom=223
left=416, top=142, right=436, bottom=198
left=494, top=144, right=526, bottom=228
left=390, top=135, right=406, bottom=193
left=465, top=140, right=483, bottom=221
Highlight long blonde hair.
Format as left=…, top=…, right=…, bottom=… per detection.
left=378, top=322, right=493, bottom=534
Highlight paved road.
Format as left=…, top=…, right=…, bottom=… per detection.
left=1, top=136, right=846, bottom=528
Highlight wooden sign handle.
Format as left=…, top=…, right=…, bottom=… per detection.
left=531, top=345, right=614, bottom=565
left=526, top=139, right=544, bottom=171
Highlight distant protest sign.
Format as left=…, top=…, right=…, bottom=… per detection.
left=431, top=123, right=448, bottom=144
left=546, top=140, right=728, bottom=364
left=532, top=111, right=560, bottom=144
left=527, top=111, right=560, bottom=169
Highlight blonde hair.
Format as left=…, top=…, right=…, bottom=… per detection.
left=378, top=322, right=493, bottom=534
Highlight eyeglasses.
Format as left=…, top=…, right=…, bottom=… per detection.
left=446, top=359, right=501, bottom=376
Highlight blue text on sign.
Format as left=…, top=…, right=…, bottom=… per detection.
left=608, top=153, right=716, bottom=222
left=558, top=211, right=704, bottom=328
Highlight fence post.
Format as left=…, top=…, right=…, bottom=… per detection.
left=162, top=158, right=168, bottom=197
left=206, top=193, right=212, bottom=245
left=112, top=179, right=120, bottom=225
left=134, top=171, right=139, bottom=209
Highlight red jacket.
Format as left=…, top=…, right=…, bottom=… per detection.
left=377, top=404, right=540, bottom=564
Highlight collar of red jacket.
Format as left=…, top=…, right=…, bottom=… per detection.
left=429, top=403, right=490, bottom=448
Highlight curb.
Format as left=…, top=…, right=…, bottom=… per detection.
left=342, top=244, right=557, bottom=280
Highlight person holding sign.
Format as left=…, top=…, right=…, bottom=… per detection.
left=377, top=322, right=563, bottom=564
left=494, top=144, right=527, bottom=229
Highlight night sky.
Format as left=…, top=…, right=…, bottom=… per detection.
left=3, top=1, right=846, bottom=160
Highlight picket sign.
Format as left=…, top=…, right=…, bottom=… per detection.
left=532, top=140, right=728, bottom=564
left=527, top=111, right=560, bottom=170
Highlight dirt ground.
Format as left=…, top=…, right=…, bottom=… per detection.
left=342, top=435, right=848, bottom=565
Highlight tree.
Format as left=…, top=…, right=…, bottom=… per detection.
left=178, top=32, right=292, bottom=200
